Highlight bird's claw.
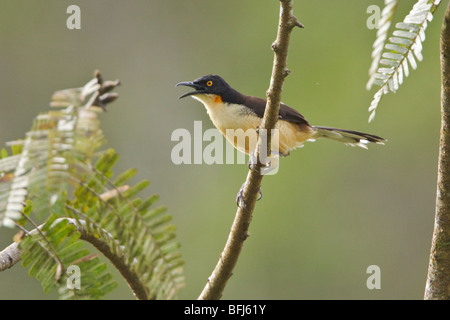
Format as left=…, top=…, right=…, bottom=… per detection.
left=236, top=183, right=263, bottom=212
left=236, top=185, right=247, bottom=211
left=248, top=151, right=272, bottom=173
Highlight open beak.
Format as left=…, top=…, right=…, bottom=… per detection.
left=176, top=81, right=206, bottom=99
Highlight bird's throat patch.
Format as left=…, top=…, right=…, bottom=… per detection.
left=214, top=95, right=222, bottom=103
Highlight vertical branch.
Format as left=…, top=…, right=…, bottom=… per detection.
left=198, top=0, right=303, bottom=300
left=425, top=1, right=450, bottom=300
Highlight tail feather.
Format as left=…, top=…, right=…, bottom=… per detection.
left=312, top=126, right=385, bottom=149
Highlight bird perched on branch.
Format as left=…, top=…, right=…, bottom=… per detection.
left=177, top=74, right=384, bottom=157
left=177, top=74, right=385, bottom=208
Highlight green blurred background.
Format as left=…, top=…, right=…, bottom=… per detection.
left=0, top=0, right=444, bottom=299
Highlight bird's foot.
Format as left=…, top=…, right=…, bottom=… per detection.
left=236, top=182, right=262, bottom=212
left=248, top=151, right=280, bottom=176
left=248, top=151, right=272, bottom=174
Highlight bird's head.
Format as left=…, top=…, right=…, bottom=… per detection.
left=176, top=75, right=231, bottom=101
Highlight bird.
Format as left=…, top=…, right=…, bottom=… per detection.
left=176, top=74, right=385, bottom=208
left=177, top=74, right=385, bottom=156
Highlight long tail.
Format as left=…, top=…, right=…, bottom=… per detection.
left=312, top=126, right=385, bottom=149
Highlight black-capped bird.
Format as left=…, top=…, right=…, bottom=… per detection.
left=177, top=75, right=385, bottom=209
left=177, top=74, right=385, bottom=158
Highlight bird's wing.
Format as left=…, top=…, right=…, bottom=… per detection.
left=243, top=96, right=310, bottom=126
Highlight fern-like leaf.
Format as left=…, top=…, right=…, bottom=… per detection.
left=0, top=72, right=185, bottom=299
left=367, top=0, right=442, bottom=122
left=68, top=149, right=185, bottom=299
left=367, top=0, right=399, bottom=90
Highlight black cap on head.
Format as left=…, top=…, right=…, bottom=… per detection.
left=176, top=75, right=231, bottom=99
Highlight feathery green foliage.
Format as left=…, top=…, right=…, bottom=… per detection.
left=367, top=0, right=442, bottom=122
left=0, top=72, right=185, bottom=299
left=367, top=0, right=399, bottom=89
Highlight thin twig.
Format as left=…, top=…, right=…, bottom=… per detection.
left=197, top=0, right=303, bottom=300
left=76, top=219, right=149, bottom=300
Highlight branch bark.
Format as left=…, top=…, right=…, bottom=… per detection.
left=197, top=0, right=302, bottom=300
left=0, top=242, right=20, bottom=272
left=424, top=1, right=450, bottom=300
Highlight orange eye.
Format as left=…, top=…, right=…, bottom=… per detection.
left=206, top=81, right=213, bottom=87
